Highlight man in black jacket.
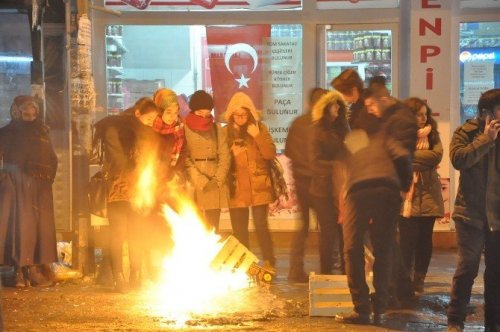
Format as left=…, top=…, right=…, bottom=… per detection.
left=447, top=89, right=500, bottom=332
left=335, top=89, right=417, bottom=325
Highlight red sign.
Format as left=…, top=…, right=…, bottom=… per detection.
left=206, top=25, right=271, bottom=118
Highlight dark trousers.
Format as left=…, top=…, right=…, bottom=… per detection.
left=399, top=216, right=436, bottom=279
left=203, top=208, right=221, bottom=233
left=448, top=220, right=500, bottom=328
left=312, top=195, right=341, bottom=274
left=107, top=201, right=142, bottom=280
left=229, top=204, right=276, bottom=266
left=289, top=175, right=312, bottom=274
left=343, top=186, right=400, bottom=314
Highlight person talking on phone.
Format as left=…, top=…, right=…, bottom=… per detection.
left=223, top=92, right=277, bottom=273
left=447, top=89, right=500, bottom=332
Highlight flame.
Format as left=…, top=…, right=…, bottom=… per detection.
left=131, top=153, right=157, bottom=212
left=141, top=195, right=252, bottom=326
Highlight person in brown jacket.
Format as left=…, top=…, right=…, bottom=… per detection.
left=223, top=92, right=277, bottom=271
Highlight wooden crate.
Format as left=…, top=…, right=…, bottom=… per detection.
left=309, top=272, right=353, bottom=317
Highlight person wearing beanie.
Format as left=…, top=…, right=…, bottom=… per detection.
left=223, top=91, right=277, bottom=272
left=184, top=90, right=230, bottom=232
left=0, top=95, right=58, bottom=288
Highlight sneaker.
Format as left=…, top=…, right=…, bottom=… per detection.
left=114, top=274, right=129, bottom=294
left=335, top=311, right=371, bottom=325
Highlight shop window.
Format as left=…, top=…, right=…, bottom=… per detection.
left=324, top=28, right=393, bottom=93
left=460, top=0, right=500, bottom=9
left=459, top=22, right=500, bottom=122
left=0, top=14, right=32, bottom=128
left=104, top=0, right=302, bottom=11
left=105, top=24, right=303, bottom=149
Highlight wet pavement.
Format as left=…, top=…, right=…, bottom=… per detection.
left=1, top=248, right=486, bottom=331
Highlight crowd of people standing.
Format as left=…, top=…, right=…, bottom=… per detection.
left=0, top=69, right=498, bottom=331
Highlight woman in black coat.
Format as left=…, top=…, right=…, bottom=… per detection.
left=0, top=95, right=58, bottom=287
left=309, top=90, right=350, bottom=274
left=94, top=97, right=160, bottom=292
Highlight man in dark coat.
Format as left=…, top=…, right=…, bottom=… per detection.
left=335, top=89, right=417, bottom=325
left=447, top=89, right=500, bottom=332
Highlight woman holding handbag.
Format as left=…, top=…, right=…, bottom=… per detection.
left=399, top=97, right=444, bottom=295
left=223, top=92, right=277, bottom=272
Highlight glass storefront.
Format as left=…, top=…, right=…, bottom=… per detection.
left=105, top=24, right=303, bottom=149
left=324, top=28, right=393, bottom=93
left=0, top=14, right=32, bottom=128
left=459, top=21, right=500, bottom=122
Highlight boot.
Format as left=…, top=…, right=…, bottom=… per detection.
left=15, top=266, right=30, bottom=288
left=114, top=273, right=129, bottom=293
left=413, top=272, right=426, bottom=295
left=29, top=265, right=53, bottom=287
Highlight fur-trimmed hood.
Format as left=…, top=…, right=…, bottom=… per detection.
left=223, top=92, right=261, bottom=122
left=311, top=90, right=346, bottom=122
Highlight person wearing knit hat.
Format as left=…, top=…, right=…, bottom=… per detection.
left=0, top=95, right=58, bottom=288
left=184, top=90, right=230, bottom=232
left=189, top=90, right=214, bottom=114
left=223, top=91, right=277, bottom=272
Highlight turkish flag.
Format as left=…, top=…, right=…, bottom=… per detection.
left=206, top=25, right=271, bottom=119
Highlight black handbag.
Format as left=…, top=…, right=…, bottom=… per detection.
left=88, top=170, right=108, bottom=217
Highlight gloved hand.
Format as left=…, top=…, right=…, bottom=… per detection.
left=204, top=177, right=219, bottom=192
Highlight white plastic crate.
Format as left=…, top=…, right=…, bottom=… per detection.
left=309, top=272, right=353, bottom=317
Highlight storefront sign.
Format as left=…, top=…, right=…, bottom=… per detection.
left=104, top=0, right=301, bottom=11
left=262, top=37, right=303, bottom=150
left=316, top=0, right=399, bottom=9
left=410, top=0, right=454, bottom=230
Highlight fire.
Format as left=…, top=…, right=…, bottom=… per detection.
left=131, top=153, right=157, bottom=212
left=140, top=196, right=252, bottom=326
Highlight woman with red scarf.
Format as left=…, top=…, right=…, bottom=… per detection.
left=184, top=90, right=230, bottom=232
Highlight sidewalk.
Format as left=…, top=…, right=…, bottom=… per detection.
left=2, top=248, right=485, bottom=331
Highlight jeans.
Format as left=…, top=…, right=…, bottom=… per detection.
left=289, top=175, right=312, bottom=275
left=311, top=195, right=341, bottom=274
left=343, top=186, right=400, bottom=314
left=399, top=216, right=436, bottom=278
left=448, top=220, right=500, bottom=328
left=107, top=201, right=142, bottom=280
left=203, top=208, right=221, bottom=233
left=229, top=204, right=276, bottom=266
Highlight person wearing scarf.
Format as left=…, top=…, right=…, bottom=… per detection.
left=184, top=90, right=230, bottom=232
left=0, top=95, right=58, bottom=288
left=399, top=98, right=444, bottom=296
left=152, top=88, right=186, bottom=179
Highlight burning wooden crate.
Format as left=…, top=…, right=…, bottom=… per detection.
left=309, top=272, right=353, bottom=317
left=210, top=235, right=275, bottom=285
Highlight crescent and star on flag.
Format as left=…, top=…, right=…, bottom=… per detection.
left=224, top=43, right=259, bottom=89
